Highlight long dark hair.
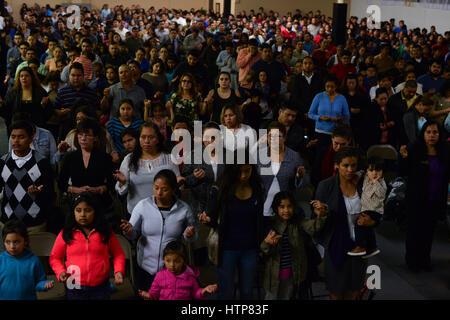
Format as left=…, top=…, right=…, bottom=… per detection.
left=62, top=192, right=111, bottom=245
left=213, top=148, right=264, bottom=208
left=271, top=191, right=301, bottom=224
left=129, top=122, right=166, bottom=172
left=154, top=169, right=180, bottom=198
left=412, top=120, right=448, bottom=161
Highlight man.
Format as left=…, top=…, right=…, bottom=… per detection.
left=102, top=43, right=128, bottom=68
left=251, top=43, right=286, bottom=97
left=155, top=21, right=169, bottom=43
left=373, top=44, right=395, bottom=74
left=183, top=27, right=205, bottom=52
left=39, top=37, right=57, bottom=64
left=293, top=40, right=309, bottom=61
left=329, top=50, right=357, bottom=85
left=6, top=33, right=24, bottom=72
left=303, top=33, right=316, bottom=56
left=102, top=64, right=146, bottom=119
left=417, top=59, right=446, bottom=94
left=125, top=27, right=144, bottom=57
left=14, top=47, right=47, bottom=78
left=369, top=72, right=395, bottom=101
left=0, top=120, right=54, bottom=230
left=236, top=38, right=261, bottom=85
left=289, top=56, right=324, bottom=135
left=311, top=124, right=353, bottom=187
left=127, top=60, right=154, bottom=100
left=307, top=17, right=321, bottom=37
left=73, top=38, right=94, bottom=81
left=8, top=113, right=57, bottom=167
left=388, top=80, right=420, bottom=117
left=173, top=50, right=209, bottom=93
left=409, top=45, right=429, bottom=77
left=114, top=21, right=130, bottom=41
left=161, top=28, right=181, bottom=56
left=4, top=41, right=28, bottom=87
left=54, top=63, right=100, bottom=139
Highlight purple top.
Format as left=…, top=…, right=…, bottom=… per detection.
left=428, top=155, right=444, bottom=202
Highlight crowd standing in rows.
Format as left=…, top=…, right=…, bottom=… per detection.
left=0, top=3, right=449, bottom=300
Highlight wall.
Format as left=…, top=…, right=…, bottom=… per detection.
left=349, top=0, right=450, bottom=34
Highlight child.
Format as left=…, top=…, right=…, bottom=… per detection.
left=138, top=240, right=217, bottom=300
left=348, top=157, right=387, bottom=258
left=261, top=191, right=328, bottom=300
left=0, top=220, right=55, bottom=300
left=50, top=192, right=125, bottom=300
left=145, top=101, right=169, bottom=140
left=119, top=127, right=139, bottom=162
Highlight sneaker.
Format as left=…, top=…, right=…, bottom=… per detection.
left=347, top=246, right=367, bottom=256
left=363, top=249, right=380, bottom=259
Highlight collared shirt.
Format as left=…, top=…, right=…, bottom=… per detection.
left=401, top=90, right=419, bottom=110
left=108, top=82, right=146, bottom=118
left=9, top=127, right=57, bottom=166
left=54, top=83, right=100, bottom=110
left=302, top=71, right=314, bottom=85
left=11, top=149, right=33, bottom=168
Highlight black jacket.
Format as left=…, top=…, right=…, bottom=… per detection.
left=289, top=72, right=324, bottom=114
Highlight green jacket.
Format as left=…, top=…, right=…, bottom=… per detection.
left=260, top=214, right=327, bottom=294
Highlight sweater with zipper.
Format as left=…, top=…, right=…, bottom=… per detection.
left=125, top=195, right=197, bottom=275
left=50, top=229, right=125, bottom=287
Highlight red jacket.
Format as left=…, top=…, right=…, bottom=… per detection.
left=329, top=62, right=357, bottom=85
left=50, top=229, right=125, bottom=287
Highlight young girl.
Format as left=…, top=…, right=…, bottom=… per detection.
left=261, top=191, right=328, bottom=300
left=138, top=241, right=217, bottom=300
left=0, top=220, right=55, bottom=300
left=145, top=101, right=169, bottom=140
left=107, top=98, right=144, bottom=153
left=347, top=157, right=386, bottom=258
left=50, top=192, right=125, bottom=300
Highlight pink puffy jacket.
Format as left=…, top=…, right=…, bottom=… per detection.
left=148, top=265, right=204, bottom=300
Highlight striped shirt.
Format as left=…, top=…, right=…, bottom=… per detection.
left=54, top=84, right=100, bottom=110
left=106, top=117, right=144, bottom=152
left=280, top=229, right=292, bottom=270
left=74, top=55, right=94, bottom=80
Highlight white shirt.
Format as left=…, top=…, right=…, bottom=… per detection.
left=343, top=192, right=362, bottom=241
left=211, top=160, right=218, bottom=182
left=395, top=82, right=423, bottom=95
left=221, top=124, right=257, bottom=152
left=302, top=71, right=314, bottom=85
left=369, top=85, right=395, bottom=101
left=0, top=17, right=5, bottom=31
left=12, top=150, right=33, bottom=168
left=114, top=27, right=130, bottom=41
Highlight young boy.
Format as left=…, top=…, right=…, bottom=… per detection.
left=348, top=157, right=387, bottom=258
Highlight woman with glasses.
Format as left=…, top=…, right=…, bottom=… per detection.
left=58, top=118, right=115, bottom=222
left=165, top=73, right=207, bottom=126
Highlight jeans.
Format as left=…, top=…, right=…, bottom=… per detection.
left=217, top=249, right=259, bottom=300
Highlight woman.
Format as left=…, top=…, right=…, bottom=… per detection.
left=360, top=87, right=402, bottom=151
left=198, top=151, right=265, bottom=300
left=166, top=73, right=207, bottom=126
left=58, top=118, right=115, bottom=220
left=0, top=67, right=54, bottom=134
left=430, top=79, right=450, bottom=126
left=142, top=58, right=169, bottom=103
left=257, top=122, right=310, bottom=218
left=158, top=46, right=169, bottom=65
left=134, top=47, right=150, bottom=73
left=400, top=121, right=449, bottom=272
left=120, top=169, right=197, bottom=291
left=56, top=105, right=118, bottom=163
left=340, top=74, right=370, bottom=146
left=220, top=104, right=256, bottom=152
left=205, top=72, right=241, bottom=123
left=106, top=98, right=145, bottom=153
left=114, top=122, right=182, bottom=215
left=45, top=46, right=65, bottom=73
left=314, top=147, right=376, bottom=300
left=308, top=75, right=351, bottom=150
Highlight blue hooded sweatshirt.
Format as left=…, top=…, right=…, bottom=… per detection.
left=0, top=249, right=50, bottom=300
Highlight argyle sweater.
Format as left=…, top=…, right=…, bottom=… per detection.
left=0, top=151, right=54, bottom=227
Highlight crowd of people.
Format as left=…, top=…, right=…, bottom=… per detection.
left=0, top=3, right=449, bottom=301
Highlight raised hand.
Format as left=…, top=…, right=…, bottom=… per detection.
left=59, top=271, right=69, bottom=283
left=57, top=141, right=71, bottom=153
left=296, top=166, right=305, bottom=180
left=138, top=290, right=152, bottom=300
left=185, top=226, right=196, bottom=238
left=41, top=96, right=49, bottom=107
left=28, top=185, right=44, bottom=195
left=103, top=87, right=111, bottom=98
left=113, top=170, right=127, bottom=184
left=202, top=284, right=218, bottom=296
left=399, top=145, right=408, bottom=159
left=114, top=272, right=124, bottom=285
left=310, top=200, right=329, bottom=217
left=264, top=230, right=282, bottom=246
left=120, top=219, right=133, bottom=234
left=193, top=168, right=206, bottom=180
left=197, top=211, right=211, bottom=224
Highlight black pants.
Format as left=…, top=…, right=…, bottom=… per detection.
left=405, top=201, right=441, bottom=268
left=135, top=264, right=155, bottom=292
left=354, top=211, right=382, bottom=250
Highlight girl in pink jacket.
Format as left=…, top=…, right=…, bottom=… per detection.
left=138, top=241, right=217, bottom=300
